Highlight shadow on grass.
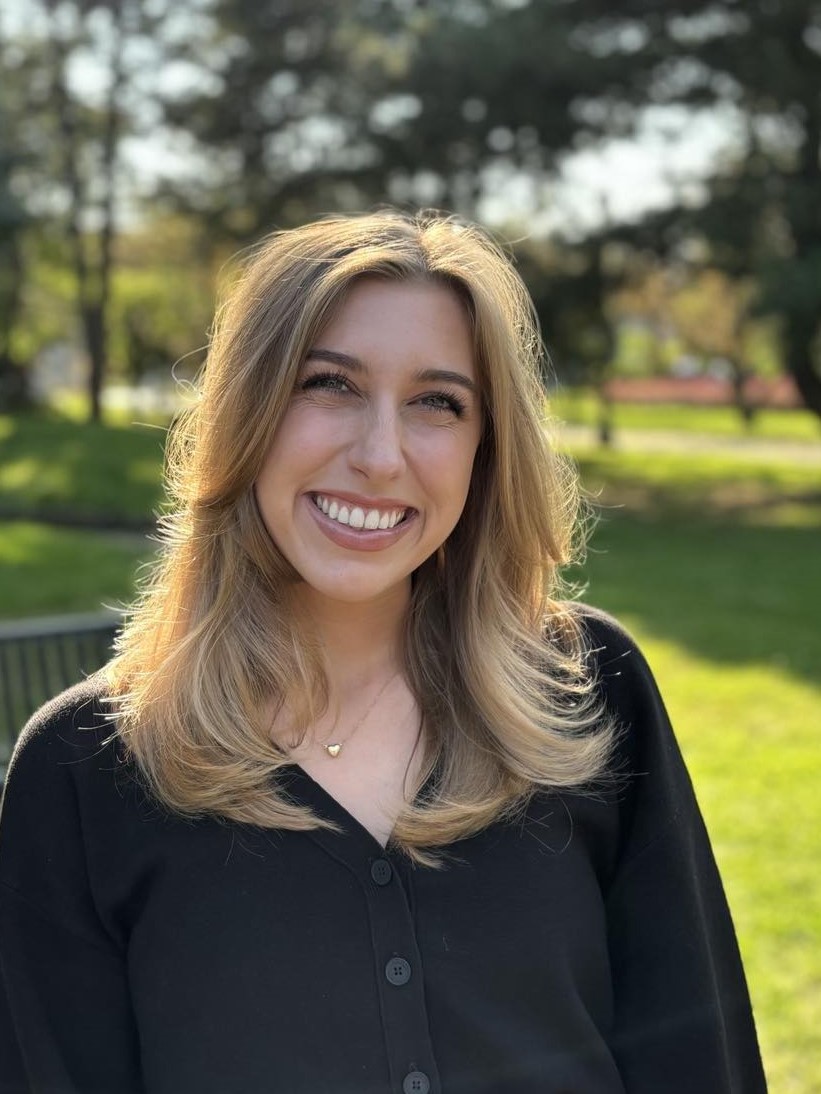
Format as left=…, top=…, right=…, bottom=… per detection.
left=576, top=512, right=821, bottom=691
left=0, top=412, right=166, bottom=524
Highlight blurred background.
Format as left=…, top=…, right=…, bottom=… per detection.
left=1, top=1, right=819, bottom=1088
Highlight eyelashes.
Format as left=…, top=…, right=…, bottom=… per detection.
left=422, top=391, right=468, bottom=417
left=300, top=369, right=351, bottom=394
left=299, top=370, right=468, bottom=417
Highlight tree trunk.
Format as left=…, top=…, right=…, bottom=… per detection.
left=83, top=303, right=106, bottom=422
left=783, top=343, right=821, bottom=420
left=47, top=0, right=128, bottom=423
left=783, top=316, right=821, bottom=421
left=0, top=353, right=31, bottom=411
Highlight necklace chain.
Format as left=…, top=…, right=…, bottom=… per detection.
left=322, top=671, right=399, bottom=758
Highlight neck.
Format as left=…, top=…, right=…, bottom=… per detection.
left=293, top=582, right=409, bottom=691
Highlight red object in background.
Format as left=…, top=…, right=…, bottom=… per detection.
left=602, top=375, right=802, bottom=409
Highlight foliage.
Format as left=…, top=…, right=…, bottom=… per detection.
left=110, top=218, right=219, bottom=383
left=2, top=0, right=820, bottom=421
left=0, top=62, right=32, bottom=408
left=576, top=0, right=821, bottom=416
left=154, top=0, right=400, bottom=237
left=513, top=239, right=614, bottom=387
left=365, top=0, right=821, bottom=416
left=0, top=0, right=174, bottom=418
left=608, top=265, right=782, bottom=380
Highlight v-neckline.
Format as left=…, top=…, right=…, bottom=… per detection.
left=284, top=764, right=396, bottom=852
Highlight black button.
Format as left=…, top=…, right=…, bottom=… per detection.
left=385, top=956, right=412, bottom=986
left=403, top=1072, right=430, bottom=1094
left=371, top=858, right=393, bottom=886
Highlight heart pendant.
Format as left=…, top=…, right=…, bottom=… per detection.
left=325, top=743, right=342, bottom=758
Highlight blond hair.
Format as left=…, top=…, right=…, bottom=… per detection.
left=107, top=210, right=614, bottom=860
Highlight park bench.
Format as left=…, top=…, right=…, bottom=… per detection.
left=0, top=611, right=120, bottom=780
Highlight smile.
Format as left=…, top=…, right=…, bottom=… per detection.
left=312, top=494, right=410, bottom=530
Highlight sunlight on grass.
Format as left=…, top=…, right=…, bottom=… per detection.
left=569, top=445, right=821, bottom=525
left=0, top=413, right=166, bottom=520
left=553, top=386, right=821, bottom=443
left=1, top=455, right=73, bottom=497
left=0, top=523, right=150, bottom=619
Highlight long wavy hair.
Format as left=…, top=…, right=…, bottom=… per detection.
left=106, top=209, right=615, bottom=860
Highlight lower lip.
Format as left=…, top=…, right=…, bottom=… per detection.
left=305, top=496, right=417, bottom=552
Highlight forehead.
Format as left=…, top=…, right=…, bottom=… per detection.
left=315, top=278, right=476, bottom=375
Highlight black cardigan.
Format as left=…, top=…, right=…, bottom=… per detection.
left=0, top=609, right=767, bottom=1093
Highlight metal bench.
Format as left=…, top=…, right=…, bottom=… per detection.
left=0, top=611, right=120, bottom=778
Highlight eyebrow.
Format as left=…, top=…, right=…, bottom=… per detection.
left=306, top=347, right=479, bottom=396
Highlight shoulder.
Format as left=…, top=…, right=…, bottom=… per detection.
left=557, top=602, right=660, bottom=706
left=8, top=673, right=116, bottom=766
left=567, top=602, right=646, bottom=668
left=0, top=676, right=132, bottom=946
left=2, top=674, right=122, bottom=823
left=560, top=602, right=683, bottom=776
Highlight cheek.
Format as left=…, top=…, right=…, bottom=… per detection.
left=425, top=434, right=480, bottom=508
left=254, top=450, right=282, bottom=508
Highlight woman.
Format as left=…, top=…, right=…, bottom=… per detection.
left=0, top=211, right=766, bottom=1092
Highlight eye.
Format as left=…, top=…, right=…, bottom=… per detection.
left=299, top=369, right=352, bottom=394
left=417, top=391, right=468, bottom=417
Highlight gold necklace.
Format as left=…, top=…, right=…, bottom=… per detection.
left=322, top=671, right=399, bottom=758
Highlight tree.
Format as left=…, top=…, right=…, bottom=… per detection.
left=154, top=0, right=402, bottom=240
left=0, top=84, right=31, bottom=409
left=149, top=0, right=821, bottom=420
left=563, top=0, right=821, bottom=417
left=2, top=0, right=170, bottom=420
left=374, top=0, right=821, bottom=417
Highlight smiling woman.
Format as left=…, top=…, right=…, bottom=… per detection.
left=255, top=279, right=482, bottom=610
left=0, top=211, right=767, bottom=1093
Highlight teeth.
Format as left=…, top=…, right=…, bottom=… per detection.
left=314, top=495, right=407, bottom=531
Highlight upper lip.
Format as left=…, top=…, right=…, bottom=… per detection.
left=309, top=490, right=415, bottom=511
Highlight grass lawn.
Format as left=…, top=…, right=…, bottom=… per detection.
left=0, top=412, right=166, bottom=522
left=571, top=445, right=821, bottom=527
left=2, top=408, right=819, bottom=1090
left=553, top=386, right=821, bottom=442
left=0, top=522, right=151, bottom=620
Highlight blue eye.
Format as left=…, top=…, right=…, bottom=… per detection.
left=420, top=392, right=467, bottom=417
left=300, top=370, right=351, bottom=393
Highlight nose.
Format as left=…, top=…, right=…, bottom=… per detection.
left=348, top=404, right=407, bottom=481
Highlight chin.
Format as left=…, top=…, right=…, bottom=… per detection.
left=295, top=572, right=412, bottom=609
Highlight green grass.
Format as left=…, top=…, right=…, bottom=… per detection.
left=553, top=386, right=821, bottom=442
left=576, top=513, right=821, bottom=1094
left=48, top=388, right=179, bottom=428
left=0, top=412, right=166, bottom=522
left=0, top=523, right=150, bottom=619
left=570, top=446, right=821, bottom=526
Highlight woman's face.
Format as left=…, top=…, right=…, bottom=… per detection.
left=255, top=277, right=482, bottom=611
